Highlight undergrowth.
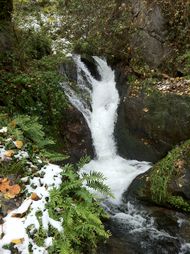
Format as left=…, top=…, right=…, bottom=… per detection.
left=150, top=140, right=190, bottom=212
left=36, top=163, right=111, bottom=254
left=0, top=114, right=67, bottom=177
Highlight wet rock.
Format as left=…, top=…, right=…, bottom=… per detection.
left=115, top=77, right=190, bottom=162
left=98, top=201, right=190, bottom=254
left=59, top=55, right=101, bottom=82
left=61, top=107, right=93, bottom=164
left=81, top=56, right=101, bottom=80
left=59, top=57, right=77, bottom=82
left=59, top=57, right=94, bottom=163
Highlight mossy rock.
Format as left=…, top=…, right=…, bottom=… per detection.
left=116, top=76, right=190, bottom=162
left=126, top=140, right=190, bottom=212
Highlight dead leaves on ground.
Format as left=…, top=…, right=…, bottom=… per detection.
left=157, top=78, right=190, bottom=95
left=11, top=238, right=24, bottom=244
left=15, top=140, right=23, bottom=149
left=31, top=192, right=40, bottom=201
left=1, top=140, right=24, bottom=160
left=0, top=178, right=21, bottom=199
left=4, top=150, right=14, bottom=158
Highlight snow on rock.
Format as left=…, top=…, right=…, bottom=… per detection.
left=0, top=164, right=63, bottom=253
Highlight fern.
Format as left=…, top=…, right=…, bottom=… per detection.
left=46, top=165, right=111, bottom=253
left=82, top=171, right=113, bottom=197
left=39, top=150, right=68, bottom=162
left=77, top=155, right=91, bottom=168
left=0, top=160, right=25, bottom=176
left=10, top=115, right=51, bottom=147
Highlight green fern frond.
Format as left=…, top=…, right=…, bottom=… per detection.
left=82, top=171, right=106, bottom=181
left=40, top=150, right=68, bottom=162
left=82, top=171, right=113, bottom=197
left=0, top=160, right=25, bottom=176
left=77, top=155, right=91, bottom=168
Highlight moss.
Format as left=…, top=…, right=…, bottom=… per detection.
left=168, top=196, right=190, bottom=212
left=150, top=140, right=190, bottom=211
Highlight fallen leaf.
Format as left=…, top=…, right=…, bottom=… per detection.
left=15, top=140, right=23, bottom=149
left=31, top=192, right=40, bottom=201
left=11, top=238, right=24, bottom=244
left=4, top=150, right=14, bottom=157
left=0, top=178, right=21, bottom=199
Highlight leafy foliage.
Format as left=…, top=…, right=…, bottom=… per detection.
left=46, top=164, right=111, bottom=253
left=0, top=53, right=68, bottom=134
left=0, top=114, right=67, bottom=177
left=177, top=50, right=190, bottom=78
left=0, top=160, right=25, bottom=177
left=150, top=140, right=190, bottom=212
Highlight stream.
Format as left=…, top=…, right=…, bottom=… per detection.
left=62, top=55, right=190, bottom=254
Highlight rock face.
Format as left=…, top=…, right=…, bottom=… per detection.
left=129, top=0, right=170, bottom=67
left=115, top=77, right=190, bottom=162
left=61, top=106, right=93, bottom=163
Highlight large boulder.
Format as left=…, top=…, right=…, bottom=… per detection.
left=115, top=77, right=190, bottom=162
left=124, top=140, right=190, bottom=212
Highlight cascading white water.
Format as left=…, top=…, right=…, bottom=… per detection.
left=62, top=56, right=190, bottom=254
left=63, top=55, right=151, bottom=204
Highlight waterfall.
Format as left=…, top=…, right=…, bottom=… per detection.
left=62, top=55, right=151, bottom=204
left=62, top=56, right=190, bottom=253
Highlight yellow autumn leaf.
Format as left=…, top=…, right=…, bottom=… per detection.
left=11, top=238, right=24, bottom=244
left=31, top=192, right=40, bottom=201
left=15, top=140, right=23, bottom=149
left=4, top=192, right=16, bottom=199
left=4, top=150, right=14, bottom=157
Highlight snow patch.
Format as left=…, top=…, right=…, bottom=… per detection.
left=0, top=164, right=63, bottom=253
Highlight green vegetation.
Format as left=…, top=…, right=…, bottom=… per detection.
left=0, top=116, right=111, bottom=253
left=177, top=50, right=190, bottom=78
left=47, top=165, right=111, bottom=253
left=0, top=1, right=112, bottom=250
left=1, top=0, right=190, bottom=252
left=0, top=114, right=67, bottom=177
left=0, top=33, right=68, bottom=134
left=150, top=140, right=190, bottom=212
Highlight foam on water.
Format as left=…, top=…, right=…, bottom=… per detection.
left=179, top=243, right=190, bottom=254
left=112, top=202, right=177, bottom=240
left=62, top=55, right=151, bottom=204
